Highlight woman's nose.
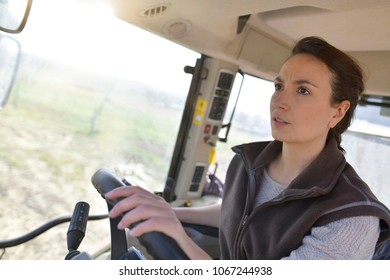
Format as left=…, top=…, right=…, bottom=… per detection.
left=271, top=89, right=290, bottom=110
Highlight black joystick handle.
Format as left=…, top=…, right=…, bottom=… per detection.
left=91, top=168, right=189, bottom=260
left=65, top=201, right=90, bottom=260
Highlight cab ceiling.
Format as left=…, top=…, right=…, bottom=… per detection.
left=102, top=0, right=390, bottom=97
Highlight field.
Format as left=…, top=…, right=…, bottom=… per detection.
left=0, top=57, right=185, bottom=260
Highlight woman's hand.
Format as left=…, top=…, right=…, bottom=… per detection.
left=105, top=185, right=212, bottom=259
left=105, top=185, right=182, bottom=238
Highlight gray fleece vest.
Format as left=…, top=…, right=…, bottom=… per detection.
left=219, top=139, right=390, bottom=259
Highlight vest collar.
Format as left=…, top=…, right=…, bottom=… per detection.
left=233, top=138, right=346, bottom=194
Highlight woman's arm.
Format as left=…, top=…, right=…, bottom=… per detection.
left=174, top=203, right=221, bottom=228
left=282, top=216, right=380, bottom=259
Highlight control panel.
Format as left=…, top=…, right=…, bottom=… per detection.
left=208, top=71, right=235, bottom=121
left=172, top=58, right=238, bottom=202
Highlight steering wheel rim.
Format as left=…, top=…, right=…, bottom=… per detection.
left=91, top=168, right=189, bottom=260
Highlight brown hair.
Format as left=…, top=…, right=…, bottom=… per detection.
left=291, top=36, right=364, bottom=152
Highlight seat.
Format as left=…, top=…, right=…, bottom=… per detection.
left=372, top=239, right=390, bottom=260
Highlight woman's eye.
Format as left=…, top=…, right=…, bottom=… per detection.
left=274, top=83, right=282, bottom=91
left=297, top=87, right=310, bottom=95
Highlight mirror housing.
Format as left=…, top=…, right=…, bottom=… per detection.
left=0, top=33, right=21, bottom=108
left=0, top=0, right=33, bottom=34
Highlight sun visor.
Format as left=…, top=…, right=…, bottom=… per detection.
left=237, top=26, right=291, bottom=76
left=349, top=51, right=390, bottom=97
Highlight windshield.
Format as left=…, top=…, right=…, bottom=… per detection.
left=0, top=0, right=199, bottom=260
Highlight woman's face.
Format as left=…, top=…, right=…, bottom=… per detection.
left=270, top=53, right=348, bottom=146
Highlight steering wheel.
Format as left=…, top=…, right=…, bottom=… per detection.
left=91, top=168, right=189, bottom=260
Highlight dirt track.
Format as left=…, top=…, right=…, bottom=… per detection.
left=0, top=117, right=112, bottom=260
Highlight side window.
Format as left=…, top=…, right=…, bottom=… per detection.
left=344, top=102, right=390, bottom=208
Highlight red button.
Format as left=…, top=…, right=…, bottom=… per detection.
left=204, top=124, right=211, bottom=134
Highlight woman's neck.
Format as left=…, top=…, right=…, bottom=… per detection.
left=267, top=139, right=326, bottom=185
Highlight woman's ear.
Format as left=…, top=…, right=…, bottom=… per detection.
left=329, top=100, right=351, bottom=128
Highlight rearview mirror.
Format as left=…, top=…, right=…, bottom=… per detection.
left=0, top=0, right=33, bottom=34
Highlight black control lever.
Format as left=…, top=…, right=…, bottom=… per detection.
left=91, top=168, right=189, bottom=260
left=65, top=201, right=90, bottom=260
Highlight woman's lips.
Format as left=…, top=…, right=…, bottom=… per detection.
left=273, top=117, right=290, bottom=127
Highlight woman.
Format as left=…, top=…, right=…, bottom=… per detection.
left=106, top=36, right=390, bottom=259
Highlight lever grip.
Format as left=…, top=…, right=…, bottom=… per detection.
left=67, top=201, right=90, bottom=251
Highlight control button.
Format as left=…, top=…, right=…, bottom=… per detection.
left=204, top=124, right=211, bottom=134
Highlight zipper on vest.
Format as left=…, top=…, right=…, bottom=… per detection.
left=233, top=170, right=256, bottom=259
left=242, top=214, right=249, bottom=226
left=234, top=216, right=248, bottom=259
